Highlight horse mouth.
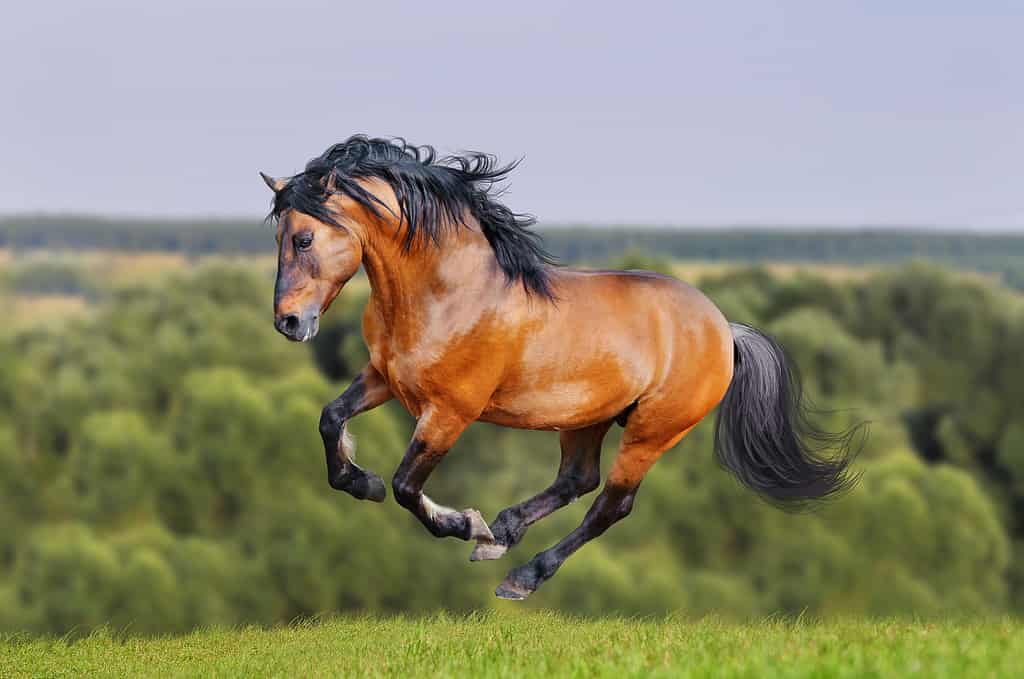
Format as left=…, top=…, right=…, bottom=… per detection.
left=297, top=317, right=320, bottom=343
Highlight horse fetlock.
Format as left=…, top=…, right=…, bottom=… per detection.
left=490, top=507, right=527, bottom=548
left=418, top=500, right=482, bottom=540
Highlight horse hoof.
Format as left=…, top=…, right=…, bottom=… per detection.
left=464, top=509, right=495, bottom=542
left=332, top=469, right=387, bottom=502
left=362, top=472, right=387, bottom=503
left=494, top=579, right=532, bottom=601
left=470, top=541, right=508, bottom=562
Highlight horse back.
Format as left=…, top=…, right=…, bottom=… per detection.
left=481, top=268, right=733, bottom=430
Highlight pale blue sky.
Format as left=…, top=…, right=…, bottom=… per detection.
left=2, top=1, right=1022, bottom=228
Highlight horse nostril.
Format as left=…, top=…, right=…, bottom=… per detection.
left=278, top=314, right=300, bottom=335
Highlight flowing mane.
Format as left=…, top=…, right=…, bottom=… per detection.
left=269, top=135, right=556, bottom=298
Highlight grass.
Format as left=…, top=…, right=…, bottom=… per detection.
left=2, top=612, right=1022, bottom=678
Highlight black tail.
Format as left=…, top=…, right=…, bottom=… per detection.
left=713, top=323, right=865, bottom=510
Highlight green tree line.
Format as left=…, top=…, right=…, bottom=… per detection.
left=0, top=257, right=1022, bottom=635
left=4, top=216, right=1024, bottom=288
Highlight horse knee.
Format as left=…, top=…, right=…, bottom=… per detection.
left=391, top=475, right=418, bottom=510
left=319, top=405, right=344, bottom=440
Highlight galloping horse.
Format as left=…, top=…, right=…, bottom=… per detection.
left=261, top=136, right=860, bottom=600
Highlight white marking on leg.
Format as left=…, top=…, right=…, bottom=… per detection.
left=421, top=496, right=457, bottom=523
left=340, top=425, right=356, bottom=461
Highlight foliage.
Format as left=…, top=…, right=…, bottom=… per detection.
left=0, top=258, right=1022, bottom=635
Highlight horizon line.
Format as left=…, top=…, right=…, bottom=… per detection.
left=1, top=212, right=1023, bottom=235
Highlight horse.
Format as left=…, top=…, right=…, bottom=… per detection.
left=260, top=135, right=862, bottom=600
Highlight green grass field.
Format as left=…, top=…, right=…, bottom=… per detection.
left=2, top=612, right=1022, bottom=678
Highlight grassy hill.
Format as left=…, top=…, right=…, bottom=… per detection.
left=3, top=612, right=1021, bottom=678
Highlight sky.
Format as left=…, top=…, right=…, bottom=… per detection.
left=2, top=1, right=1022, bottom=229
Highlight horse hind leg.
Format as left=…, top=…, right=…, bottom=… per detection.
left=470, top=420, right=612, bottom=562
left=494, top=418, right=697, bottom=600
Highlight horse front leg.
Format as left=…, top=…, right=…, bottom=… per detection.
left=319, top=364, right=393, bottom=501
left=391, top=408, right=494, bottom=542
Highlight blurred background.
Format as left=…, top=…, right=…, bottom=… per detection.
left=2, top=2, right=1023, bottom=635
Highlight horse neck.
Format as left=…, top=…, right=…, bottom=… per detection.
left=358, top=218, right=501, bottom=332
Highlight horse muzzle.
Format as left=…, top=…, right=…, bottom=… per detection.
left=274, top=310, right=320, bottom=342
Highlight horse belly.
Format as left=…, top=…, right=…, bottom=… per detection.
left=480, top=294, right=661, bottom=430
left=480, top=356, right=644, bottom=431
left=479, top=390, right=629, bottom=430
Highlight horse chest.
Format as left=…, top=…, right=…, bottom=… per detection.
left=363, top=306, right=506, bottom=420
left=367, top=338, right=433, bottom=417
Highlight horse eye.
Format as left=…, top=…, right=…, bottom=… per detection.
left=294, top=233, right=313, bottom=251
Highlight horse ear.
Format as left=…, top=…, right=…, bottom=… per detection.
left=259, top=172, right=286, bottom=193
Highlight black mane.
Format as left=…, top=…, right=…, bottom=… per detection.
left=269, top=135, right=556, bottom=299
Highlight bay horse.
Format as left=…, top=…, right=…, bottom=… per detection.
left=261, top=136, right=861, bottom=600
